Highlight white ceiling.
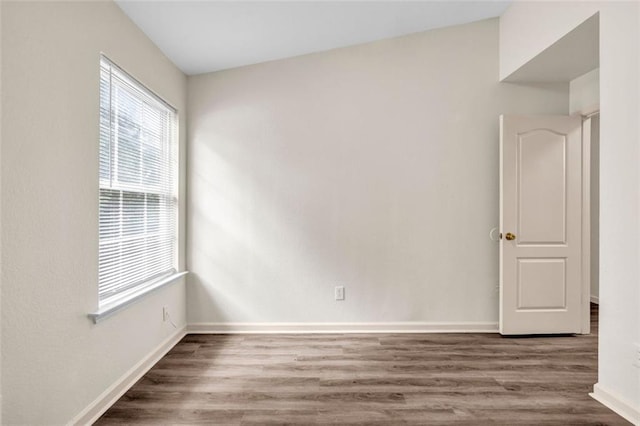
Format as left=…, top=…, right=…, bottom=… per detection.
left=115, top=1, right=512, bottom=75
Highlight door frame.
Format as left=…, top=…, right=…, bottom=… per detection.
left=581, top=114, right=592, bottom=334
left=580, top=108, right=600, bottom=334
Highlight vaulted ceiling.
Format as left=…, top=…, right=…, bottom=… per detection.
left=115, top=1, right=512, bottom=75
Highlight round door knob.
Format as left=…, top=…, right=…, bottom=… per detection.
left=505, top=232, right=516, bottom=241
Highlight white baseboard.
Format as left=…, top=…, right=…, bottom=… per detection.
left=590, top=383, right=640, bottom=425
left=187, top=321, right=499, bottom=334
left=69, top=326, right=186, bottom=426
left=591, top=295, right=599, bottom=304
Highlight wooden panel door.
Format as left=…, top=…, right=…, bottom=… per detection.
left=500, top=115, right=583, bottom=335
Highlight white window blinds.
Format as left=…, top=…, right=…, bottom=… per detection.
left=99, top=56, right=178, bottom=305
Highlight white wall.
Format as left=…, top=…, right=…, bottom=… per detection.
left=501, top=1, right=640, bottom=421
left=570, top=68, right=599, bottom=115
left=1, top=2, right=187, bottom=424
left=499, top=2, right=599, bottom=81
left=187, top=18, right=568, bottom=328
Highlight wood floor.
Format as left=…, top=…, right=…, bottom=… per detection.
left=97, top=305, right=630, bottom=425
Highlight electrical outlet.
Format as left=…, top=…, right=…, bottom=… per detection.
left=334, top=286, right=345, bottom=301
left=634, top=343, right=640, bottom=369
left=162, top=306, right=169, bottom=322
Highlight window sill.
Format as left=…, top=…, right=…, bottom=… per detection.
left=89, top=271, right=188, bottom=324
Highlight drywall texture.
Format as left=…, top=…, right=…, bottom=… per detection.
left=1, top=2, right=187, bottom=424
left=501, top=0, right=640, bottom=417
left=597, top=2, right=640, bottom=412
left=187, top=18, right=568, bottom=326
left=570, top=68, right=600, bottom=115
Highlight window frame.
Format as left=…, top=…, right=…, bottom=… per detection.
left=91, top=55, right=183, bottom=322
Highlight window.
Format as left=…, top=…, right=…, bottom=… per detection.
left=98, top=56, right=178, bottom=307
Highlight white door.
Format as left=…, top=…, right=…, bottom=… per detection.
left=500, top=115, right=583, bottom=335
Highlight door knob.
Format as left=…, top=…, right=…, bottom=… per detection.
left=505, top=232, right=516, bottom=241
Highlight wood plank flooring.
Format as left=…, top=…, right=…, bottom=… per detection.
left=97, top=304, right=630, bottom=425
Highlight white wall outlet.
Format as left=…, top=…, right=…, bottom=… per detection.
left=334, top=286, right=345, bottom=301
left=162, top=306, right=169, bottom=322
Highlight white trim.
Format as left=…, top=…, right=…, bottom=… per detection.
left=187, top=322, right=499, bottom=334
left=590, top=295, right=599, bottom=304
left=68, top=326, right=186, bottom=426
left=581, top=116, right=592, bottom=334
left=590, top=383, right=640, bottom=425
left=89, top=271, right=188, bottom=323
